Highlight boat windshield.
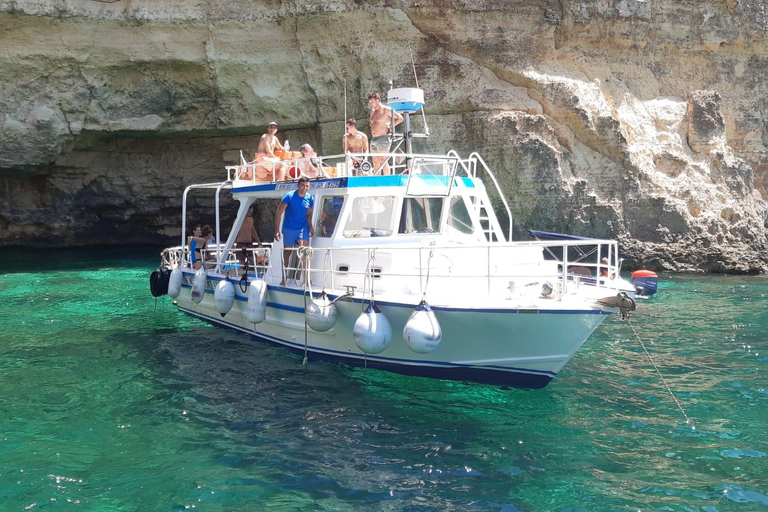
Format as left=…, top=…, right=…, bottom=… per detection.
left=446, top=196, right=474, bottom=235
left=342, top=196, right=397, bottom=238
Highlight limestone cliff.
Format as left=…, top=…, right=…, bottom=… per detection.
left=1, top=0, right=768, bottom=273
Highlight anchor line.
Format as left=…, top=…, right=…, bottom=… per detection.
left=626, top=317, right=694, bottom=428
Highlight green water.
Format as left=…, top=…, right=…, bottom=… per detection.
left=1, top=248, right=767, bottom=511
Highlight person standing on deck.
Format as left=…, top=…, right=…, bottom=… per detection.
left=342, top=118, right=369, bottom=174
left=233, top=205, right=262, bottom=266
left=274, top=176, right=314, bottom=285
left=368, top=92, right=403, bottom=175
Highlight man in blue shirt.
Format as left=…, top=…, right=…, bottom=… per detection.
left=274, top=176, right=314, bottom=285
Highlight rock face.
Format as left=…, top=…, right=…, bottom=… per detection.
left=1, top=1, right=767, bottom=273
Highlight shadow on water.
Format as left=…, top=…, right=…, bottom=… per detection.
left=147, top=326, right=561, bottom=511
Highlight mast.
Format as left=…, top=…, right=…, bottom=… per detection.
left=387, top=88, right=426, bottom=172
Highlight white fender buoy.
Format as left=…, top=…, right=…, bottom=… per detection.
left=214, top=279, right=235, bottom=317
left=403, top=300, right=442, bottom=354
left=305, top=292, right=338, bottom=332
left=353, top=303, right=392, bottom=354
left=246, top=279, right=267, bottom=324
left=191, top=268, right=206, bottom=304
left=168, top=267, right=182, bottom=299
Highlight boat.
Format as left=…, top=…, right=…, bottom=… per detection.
left=150, top=87, right=637, bottom=389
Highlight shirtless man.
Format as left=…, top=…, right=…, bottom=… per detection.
left=368, top=92, right=403, bottom=175
left=256, top=121, right=286, bottom=181
left=235, top=205, right=261, bottom=265
left=342, top=118, right=369, bottom=175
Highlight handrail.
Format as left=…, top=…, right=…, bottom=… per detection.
left=226, top=152, right=472, bottom=183
left=162, top=237, right=625, bottom=299
left=447, top=149, right=474, bottom=178
left=180, top=181, right=230, bottom=266
left=468, top=152, right=513, bottom=242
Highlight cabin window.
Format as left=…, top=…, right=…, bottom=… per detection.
left=342, top=196, right=396, bottom=238
left=446, top=196, right=474, bottom=235
left=399, top=197, right=444, bottom=234
left=317, top=196, right=344, bottom=238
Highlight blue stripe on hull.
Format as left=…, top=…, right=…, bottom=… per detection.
left=180, top=280, right=611, bottom=316
left=178, top=306, right=555, bottom=389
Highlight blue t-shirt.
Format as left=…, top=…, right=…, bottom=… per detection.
left=281, top=190, right=314, bottom=230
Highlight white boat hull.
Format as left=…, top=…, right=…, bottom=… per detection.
left=173, top=272, right=610, bottom=388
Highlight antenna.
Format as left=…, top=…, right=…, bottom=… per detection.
left=409, top=44, right=430, bottom=136
left=343, top=76, right=347, bottom=150
left=409, top=44, right=420, bottom=89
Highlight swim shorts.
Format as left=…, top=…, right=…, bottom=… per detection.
left=369, top=135, right=390, bottom=152
left=282, top=227, right=310, bottom=246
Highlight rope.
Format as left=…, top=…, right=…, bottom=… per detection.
left=299, top=245, right=311, bottom=365
left=302, top=289, right=309, bottom=366
left=299, top=246, right=312, bottom=298
left=238, top=248, right=250, bottom=293
left=422, top=245, right=434, bottom=301
left=321, top=249, right=332, bottom=292
left=361, top=249, right=377, bottom=311
left=626, top=317, right=695, bottom=429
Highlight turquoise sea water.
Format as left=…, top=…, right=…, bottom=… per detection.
left=1, top=247, right=767, bottom=511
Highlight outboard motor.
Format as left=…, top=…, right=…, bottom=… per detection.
left=631, top=270, right=658, bottom=297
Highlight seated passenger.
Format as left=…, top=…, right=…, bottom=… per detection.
left=202, top=224, right=215, bottom=245
left=296, top=144, right=324, bottom=178
left=255, top=121, right=286, bottom=181
left=320, top=198, right=342, bottom=237
left=201, top=225, right=217, bottom=268
left=568, top=265, right=592, bottom=276
left=599, top=257, right=616, bottom=278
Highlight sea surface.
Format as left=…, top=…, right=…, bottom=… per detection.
left=1, top=247, right=766, bottom=512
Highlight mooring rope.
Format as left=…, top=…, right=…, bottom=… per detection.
left=626, top=316, right=694, bottom=429
left=300, top=246, right=310, bottom=366
left=302, top=288, right=309, bottom=366
left=361, top=249, right=377, bottom=311
left=421, top=245, right=434, bottom=301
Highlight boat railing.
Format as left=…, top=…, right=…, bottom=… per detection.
left=225, top=151, right=477, bottom=185
left=161, top=244, right=274, bottom=276
left=162, top=238, right=623, bottom=301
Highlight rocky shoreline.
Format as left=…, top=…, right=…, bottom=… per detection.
left=2, top=2, right=767, bottom=273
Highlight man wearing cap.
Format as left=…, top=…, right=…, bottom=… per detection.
left=256, top=121, right=286, bottom=181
